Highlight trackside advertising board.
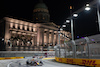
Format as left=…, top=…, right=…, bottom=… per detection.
left=0, top=57, right=24, bottom=60
left=55, top=57, right=100, bottom=67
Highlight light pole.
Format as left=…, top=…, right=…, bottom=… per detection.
left=85, top=2, right=100, bottom=32
left=66, top=13, right=78, bottom=58
left=97, top=3, right=100, bottom=32
left=71, top=19, right=74, bottom=40
left=58, top=29, right=62, bottom=57
left=58, top=30, right=61, bottom=45
left=62, top=24, right=66, bottom=43
left=58, top=28, right=63, bottom=45
left=66, top=13, right=78, bottom=40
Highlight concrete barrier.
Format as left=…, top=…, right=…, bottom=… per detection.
left=0, top=51, right=55, bottom=57
left=0, top=51, right=55, bottom=60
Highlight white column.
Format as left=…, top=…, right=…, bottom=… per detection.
left=46, top=31, right=49, bottom=46
left=37, top=28, right=44, bottom=46
left=31, top=38, right=34, bottom=46
left=51, top=31, right=54, bottom=46
left=44, top=33, right=46, bottom=45
left=42, top=29, right=44, bottom=46
left=56, top=33, right=58, bottom=45
left=5, top=21, right=11, bottom=44
left=35, top=36, right=37, bottom=46
left=37, top=28, right=40, bottom=45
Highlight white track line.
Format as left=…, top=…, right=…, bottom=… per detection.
left=7, top=62, right=13, bottom=67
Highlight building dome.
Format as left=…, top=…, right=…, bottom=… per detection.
left=33, top=0, right=50, bottom=23
left=34, top=2, right=48, bottom=9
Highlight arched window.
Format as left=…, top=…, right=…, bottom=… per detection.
left=27, top=26, right=29, bottom=31
left=13, top=25, right=15, bottom=29
left=18, top=25, right=20, bottom=29
left=22, top=26, right=24, bottom=30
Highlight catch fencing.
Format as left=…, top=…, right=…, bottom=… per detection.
left=55, top=34, right=100, bottom=59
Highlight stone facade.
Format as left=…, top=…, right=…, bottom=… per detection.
left=2, top=0, right=71, bottom=51
left=4, top=17, right=71, bottom=51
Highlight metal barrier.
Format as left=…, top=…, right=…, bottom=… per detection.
left=55, top=34, right=100, bottom=59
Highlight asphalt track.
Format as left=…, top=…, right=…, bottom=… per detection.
left=8, top=59, right=85, bottom=67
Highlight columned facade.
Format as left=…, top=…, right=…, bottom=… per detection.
left=4, top=17, right=67, bottom=51
left=3, top=0, right=71, bottom=51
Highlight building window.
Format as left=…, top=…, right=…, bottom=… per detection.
left=49, top=32, right=51, bottom=34
left=43, top=17, right=45, bottom=20
left=36, top=18, right=38, bottom=20
left=18, top=25, right=20, bottom=29
left=27, top=27, right=29, bottom=31
left=13, top=25, right=15, bottom=29
left=23, top=26, right=24, bottom=30
left=32, top=28, right=34, bottom=32
left=32, top=28, right=33, bottom=32
left=44, top=31, right=47, bottom=33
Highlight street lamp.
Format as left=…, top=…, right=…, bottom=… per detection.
left=66, top=20, right=70, bottom=23
left=60, top=28, right=63, bottom=31
left=62, top=25, right=66, bottom=27
left=85, top=4, right=91, bottom=11
left=70, top=19, right=74, bottom=40
left=65, top=16, right=78, bottom=58
left=62, top=25, right=66, bottom=44
left=58, top=28, right=63, bottom=45
left=66, top=13, right=78, bottom=40
left=58, top=24, right=67, bottom=45
left=73, top=13, right=78, bottom=17
left=58, top=30, right=60, bottom=45
left=85, top=3, right=100, bottom=32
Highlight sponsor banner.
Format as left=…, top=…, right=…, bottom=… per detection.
left=0, top=57, right=24, bottom=60
left=55, top=57, right=100, bottom=67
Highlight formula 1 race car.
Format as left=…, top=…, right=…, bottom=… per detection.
left=26, top=58, right=43, bottom=66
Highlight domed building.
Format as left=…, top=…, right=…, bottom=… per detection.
left=1, top=0, right=71, bottom=51
left=33, top=0, right=50, bottom=22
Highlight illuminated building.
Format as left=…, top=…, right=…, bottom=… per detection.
left=1, top=0, right=71, bottom=51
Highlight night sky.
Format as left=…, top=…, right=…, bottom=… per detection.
left=0, top=0, right=99, bottom=39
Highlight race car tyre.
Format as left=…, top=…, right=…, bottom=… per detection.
left=40, top=61, right=43, bottom=64
left=26, top=61, right=29, bottom=64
